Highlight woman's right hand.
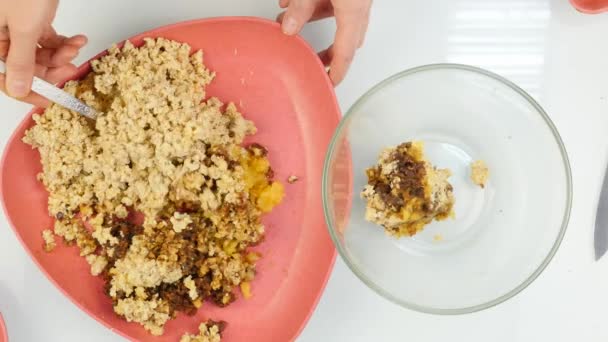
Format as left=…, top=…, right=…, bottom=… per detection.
left=0, top=0, right=87, bottom=107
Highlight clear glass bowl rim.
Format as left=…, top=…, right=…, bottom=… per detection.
left=321, top=63, right=573, bottom=315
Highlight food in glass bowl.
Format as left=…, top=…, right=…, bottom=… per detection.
left=361, top=141, right=454, bottom=237
left=470, top=160, right=489, bottom=188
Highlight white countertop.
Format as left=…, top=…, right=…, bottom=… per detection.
left=1, top=0, right=608, bottom=341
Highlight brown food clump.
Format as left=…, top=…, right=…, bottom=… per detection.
left=361, top=141, right=455, bottom=237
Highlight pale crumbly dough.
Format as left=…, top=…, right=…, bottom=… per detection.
left=90, top=214, right=119, bottom=246
left=24, top=38, right=284, bottom=336
left=114, top=296, right=171, bottom=337
left=170, top=212, right=193, bottom=233
left=470, top=160, right=489, bottom=188
left=85, top=254, right=108, bottom=276
left=183, top=276, right=199, bottom=300
left=42, top=229, right=56, bottom=252
left=109, top=236, right=183, bottom=297
left=180, top=322, right=223, bottom=342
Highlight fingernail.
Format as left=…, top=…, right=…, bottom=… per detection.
left=282, top=16, right=298, bottom=35
left=8, top=79, right=29, bottom=98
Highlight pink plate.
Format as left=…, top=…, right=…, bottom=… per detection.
left=0, top=313, right=6, bottom=342
left=570, top=0, right=608, bottom=13
left=0, top=17, right=340, bottom=341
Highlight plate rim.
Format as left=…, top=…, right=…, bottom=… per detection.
left=0, top=313, right=7, bottom=342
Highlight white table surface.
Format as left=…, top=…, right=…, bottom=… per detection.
left=1, top=0, right=607, bottom=341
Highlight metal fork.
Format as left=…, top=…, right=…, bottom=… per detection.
left=0, top=61, right=98, bottom=119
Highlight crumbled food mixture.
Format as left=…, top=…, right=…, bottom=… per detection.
left=180, top=321, right=225, bottom=342
left=42, top=229, right=56, bottom=252
left=287, top=175, right=298, bottom=184
left=470, top=160, right=489, bottom=188
left=433, top=234, right=444, bottom=242
left=361, top=141, right=455, bottom=237
left=24, top=38, right=284, bottom=336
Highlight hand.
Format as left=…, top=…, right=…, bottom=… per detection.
left=0, top=0, right=87, bottom=106
left=277, top=0, right=371, bottom=85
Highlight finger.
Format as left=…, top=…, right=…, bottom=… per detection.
left=44, top=64, right=78, bottom=84
left=279, top=0, right=289, bottom=8
left=277, top=3, right=334, bottom=24
left=328, top=15, right=362, bottom=85
left=309, top=2, right=334, bottom=22
left=33, top=64, right=48, bottom=78
left=63, top=34, right=87, bottom=48
left=281, top=0, right=321, bottom=35
left=0, top=40, right=8, bottom=59
left=38, top=26, right=64, bottom=49
left=6, top=27, right=40, bottom=97
left=36, top=34, right=86, bottom=67
left=0, top=26, right=9, bottom=41
left=358, top=17, right=369, bottom=47
left=318, top=45, right=333, bottom=66
left=36, top=44, right=81, bottom=67
left=0, top=73, right=50, bottom=107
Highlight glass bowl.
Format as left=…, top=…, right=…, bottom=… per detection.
left=322, top=64, right=572, bottom=314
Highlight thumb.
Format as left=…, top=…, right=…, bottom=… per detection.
left=281, top=0, right=320, bottom=35
left=6, top=28, right=38, bottom=98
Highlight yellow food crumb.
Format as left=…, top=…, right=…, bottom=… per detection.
left=257, top=182, right=285, bottom=213
left=42, top=229, right=56, bottom=252
left=470, top=160, right=489, bottom=188
left=240, top=281, right=252, bottom=299
left=245, top=252, right=261, bottom=263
